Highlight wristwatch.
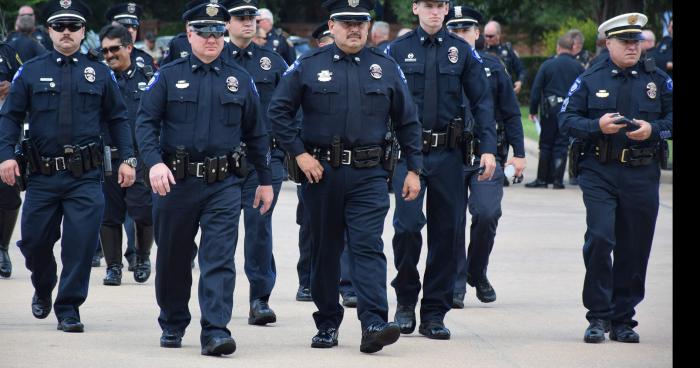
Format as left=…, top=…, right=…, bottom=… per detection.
left=122, top=157, right=138, bottom=168
left=408, top=168, right=422, bottom=176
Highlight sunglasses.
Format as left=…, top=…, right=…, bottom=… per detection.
left=484, top=34, right=496, bottom=38
left=50, top=22, right=84, bottom=32
left=194, top=30, right=225, bottom=39
left=101, top=45, right=126, bottom=55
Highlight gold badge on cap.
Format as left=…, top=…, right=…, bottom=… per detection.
left=226, top=76, right=239, bottom=92
left=60, top=0, right=71, bottom=10
left=206, top=4, right=219, bottom=17
left=628, top=14, right=638, bottom=25
left=370, top=64, right=383, bottom=79
left=349, top=0, right=360, bottom=7
left=317, top=70, right=332, bottom=82
left=646, top=82, right=657, bottom=99
left=128, top=3, right=136, bottom=13
left=595, top=90, right=609, bottom=98
left=455, top=6, right=463, bottom=19
left=84, top=67, right=96, bottom=83
left=260, top=57, right=272, bottom=71
left=448, top=47, right=459, bottom=64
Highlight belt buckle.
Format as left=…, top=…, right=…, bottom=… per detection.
left=620, top=149, right=630, bottom=163
left=341, top=150, right=352, bottom=165
left=195, top=162, right=205, bottom=178
left=431, top=133, right=440, bottom=147
left=55, top=157, right=66, bottom=171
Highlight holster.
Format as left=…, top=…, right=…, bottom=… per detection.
left=217, top=155, right=229, bottom=181
left=21, top=138, right=40, bottom=174
left=14, top=149, right=28, bottom=192
left=568, top=139, right=584, bottom=178
left=595, top=137, right=611, bottom=164
left=421, top=130, right=432, bottom=154
left=203, top=156, right=218, bottom=184
left=496, top=122, right=509, bottom=160
left=658, top=140, right=670, bottom=170
left=285, top=153, right=305, bottom=184
left=230, top=145, right=249, bottom=178
left=461, top=132, right=475, bottom=166
left=447, top=117, right=463, bottom=149
left=65, top=146, right=84, bottom=178
left=174, top=146, right=188, bottom=180
left=382, top=132, right=399, bottom=174
left=330, top=136, right=343, bottom=168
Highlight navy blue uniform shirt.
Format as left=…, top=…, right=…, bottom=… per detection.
left=387, top=27, right=496, bottom=154
left=529, top=53, right=585, bottom=115
left=265, top=28, right=296, bottom=66
left=559, top=58, right=673, bottom=148
left=135, top=54, right=272, bottom=184
left=486, top=42, right=525, bottom=83
left=268, top=43, right=423, bottom=172
left=0, top=42, right=22, bottom=82
left=160, top=33, right=191, bottom=66
left=131, top=47, right=156, bottom=70
left=0, top=49, right=133, bottom=162
left=224, top=41, right=287, bottom=137
left=7, top=32, right=47, bottom=63
left=103, top=62, right=152, bottom=150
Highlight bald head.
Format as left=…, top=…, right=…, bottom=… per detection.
left=641, top=30, right=656, bottom=52
left=371, top=21, right=390, bottom=46
left=257, top=8, right=274, bottom=33
left=484, top=21, right=501, bottom=46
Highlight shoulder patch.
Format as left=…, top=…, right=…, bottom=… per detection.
left=110, top=70, right=118, bottom=84
left=250, top=77, right=259, bottom=97
left=666, top=78, right=673, bottom=92
left=471, top=46, right=483, bottom=64
left=567, top=78, right=582, bottom=96
left=283, top=59, right=300, bottom=77
left=11, top=66, right=23, bottom=83
left=397, top=64, right=407, bottom=85
left=560, top=97, right=570, bottom=112
left=145, top=71, right=160, bottom=91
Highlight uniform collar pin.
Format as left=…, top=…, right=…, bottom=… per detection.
left=355, top=57, right=360, bottom=62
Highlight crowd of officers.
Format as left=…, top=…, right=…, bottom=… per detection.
left=0, top=0, right=672, bottom=357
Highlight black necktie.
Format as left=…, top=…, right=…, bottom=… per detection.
left=616, top=70, right=633, bottom=117
left=194, top=64, right=212, bottom=152
left=423, top=39, right=438, bottom=130
left=345, top=55, right=362, bottom=144
left=58, top=58, right=73, bottom=146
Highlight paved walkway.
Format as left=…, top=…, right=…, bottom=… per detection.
left=0, top=139, right=672, bottom=368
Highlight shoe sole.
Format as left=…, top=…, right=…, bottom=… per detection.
left=342, top=301, right=357, bottom=308
left=201, top=341, right=237, bottom=356
left=311, top=340, right=338, bottom=348
left=360, top=325, right=401, bottom=354
left=160, top=340, right=182, bottom=348
left=296, top=296, right=313, bottom=302
left=452, top=301, right=464, bottom=309
left=57, top=324, right=84, bottom=333
left=134, top=272, right=151, bottom=283
left=418, top=327, right=451, bottom=340
left=609, top=333, right=639, bottom=343
left=583, top=335, right=605, bottom=343
left=248, top=315, right=277, bottom=325
left=103, top=280, right=121, bottom=286
left=476, top=293, right=496, bottom=303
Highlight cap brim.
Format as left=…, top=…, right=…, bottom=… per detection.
left=610, top=32, right=644, bottom=41
left=446, top=21, right=478, bottom=30
left=230, top=10, right=260, bottom=17
left=331, top=15, right=371, bottom=22
left=190, top=24, right=227, bottom=33
left=116, top=18, right=140, bottom=26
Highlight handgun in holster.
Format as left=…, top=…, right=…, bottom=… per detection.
left=231, top=144, right=249, bottom=178
left=447, top=117, right=464, bottom=149
left=21, top=138, right=40, bottom=174
left=568, top=139, right=584, bottom=178
left=87, top=142, right=102, bottom=167
left=382, top=132, right=399, bottom=174
left=174, top=146, right=188, bottom=180
left=79, top=144, right=92, bottom=172
left=595, top=136, right=611, bottom=164
left=14, top=146, right=28, bottom=191
left=330, top=136, right=343, bottom=168
left=496, top=122, right=509, bottom=160
left=285, top=153, right=304, bottom=184
left=658, top=140, right=670, bottom=170
left=65, top=145, right=84, bottom=178
left=461, top=116, right=476, bottom=166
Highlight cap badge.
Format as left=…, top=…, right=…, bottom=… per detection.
left=349, top=0, right=360, bottom=7
left=448, top=47, right=459, bottom=64
left=128, top=3, right=136, bottom=13
left=628, top=14, right=638, bottom=25
left=646, top=82, right=657, bottom=99
left=260, top=57, right=272, bottom=71
left=455, top=6, right=463, bottom=19
left=227, top=76, right=239, bottom=92
left=60, top=0, right=71, bottom=9
left=317, top=70, right=333, bottom=82
left=370, top=64, right=382, bottom=79
left=84, top=67, right=96, bottom=83
left=206, top=4, right=219, bottom=17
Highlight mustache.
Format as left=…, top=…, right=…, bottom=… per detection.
left=347, top=33, right=361, bottom=38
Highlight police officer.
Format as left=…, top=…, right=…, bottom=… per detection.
left=8, top=9, right=48, bottom=63
left=528, top=33, right=585, bottom=189
left=269, top=0, right=422, bottom=353
left=135, top=1, right=273, bottom=356
left=6, top=6, right=52, bottom=53
left=105, top=3, right=157, bottom=70
left=570, top=29, right=591, bottom=69
left=386, top=0, right=495, bottom=340
left=484, top=20, right=525, bottom=94
left=652, top=18, right=672, bottom=79
left=559, top=13, right=672, bottom=344
left=0, top=42, right=23, bottom=279
left=98, top=24, right=155, bottom=286
left=446, top=5, right=526, bottom=308
left=0, top=0, right=136, bottom=332
left=221, top=0, right=287, bottom=326
left=159, top=1, right=199, bottom=67
left=257, top=8, right=297, bottom=65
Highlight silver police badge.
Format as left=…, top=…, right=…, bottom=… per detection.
left=136, top=56, right=145, bottom=68
left=370, top=64, right=383, bottom=79
left=448, top=47, right=459, bottom=64
left=226, top=76, right=239, bottom=92
left=349, top=0, right=360, bottom=7
left=260, top=57, right=272, bottom=71
left=455, top=6, right=463, bottom=18
left=60, top=0, right=71, bottom=10
left=317, top=70, right=332, bottom=82
left=646, top=82, right=657, bottom=99
left=84, top=67, right=96, bottom=83
left=206, top=4, right=219, bottom=17
left=128, top=3, right=136, bottom=13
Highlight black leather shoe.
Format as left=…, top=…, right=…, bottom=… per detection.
left=133, top=256, right=151, bottom=283
left=311, top=327, right=338, bottom=348
left=57, top=318, right=84, bottom=333
left=295, top=286, right=312, bottom=302
left=418, top=321, right=451, bottom=340
left=201, top=336, right=236, bottom=356
left=341, top=292, right=357, bottom=308
left=452, top=292, right=465, bottom=309
left=472, top=278, right=496, bottom=303
left=0, top=249, right=11, bottom=278
left=126, top=254, right=137, bottom=272
left=583, top=319, right=610, bottom=343
left=360, top=322, right=400, bottom=353
left=31, top=292, right=52, bottom=319
left=103, top=264, right=122, bottom=286
left=394, top=304, right=416, bottom=334
left=160, top=331, right=183, bottom=348
left=248, top=299, right=277, bottom=325
left=609, top=324, right=639, bottom=343
left=91, top=254, right=102, bottom=267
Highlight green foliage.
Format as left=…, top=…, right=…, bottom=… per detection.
left=389, top=0, right=417, bottom=27
left=541, top=18, right=598, bottom=56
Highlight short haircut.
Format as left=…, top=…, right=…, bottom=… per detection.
left=557, top=34, right=574, bottom=50
left=99, top=24, right=133, bottom=45
left=372, top=21, right=390, bottom=36
left=568, top=29, right=584, bottom=44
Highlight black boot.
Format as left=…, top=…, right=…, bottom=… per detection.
left=103, top=264, right=122, bottom=286
left=552, top=157, right=566, bottom=189
left=0, top=207, right=20, bottom=278
left=134, top=224, right=153, bottom=283
left=100, top=225, right=123, bottom=285
left=525, top=153, right=550, bottom=188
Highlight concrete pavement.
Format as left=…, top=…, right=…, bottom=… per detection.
left=0, top=140, right=672, bottom=368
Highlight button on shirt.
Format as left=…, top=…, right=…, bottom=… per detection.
left=387, top=27, right=496, bottom=154
left=268, top=44, right=423, bottom=172
left=135, top=54, right=272, bottom=185
left=0, top=49, right=133, bottom=162
left=103, top=62, right=151, bottom=150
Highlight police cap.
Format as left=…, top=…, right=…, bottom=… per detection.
left=598, top=13, right=648, bottom=41
left=446, top=5, right=483, bottom=30
left=312, top=23, right=332, bottom=40
left=105, top=3, right=143, bottom=26
left=322, top=0, right=374, bottom=22
left=223, top=0, right=260, bottom=17
left=183, top=1, right=230, bottom=33
left=44, top=0, right=91, bottom=24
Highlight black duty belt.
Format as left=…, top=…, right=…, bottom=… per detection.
left=308, top=145, right=384, bottom=169
left=546, top=95, right=565, bottom=108
left=164, top=148, right=248, bottom=183
left=593, top=145, right=658, bottom=166
left=422, top=130, right=449, bottom=151
left=39, top=142, right=102, bottom=177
